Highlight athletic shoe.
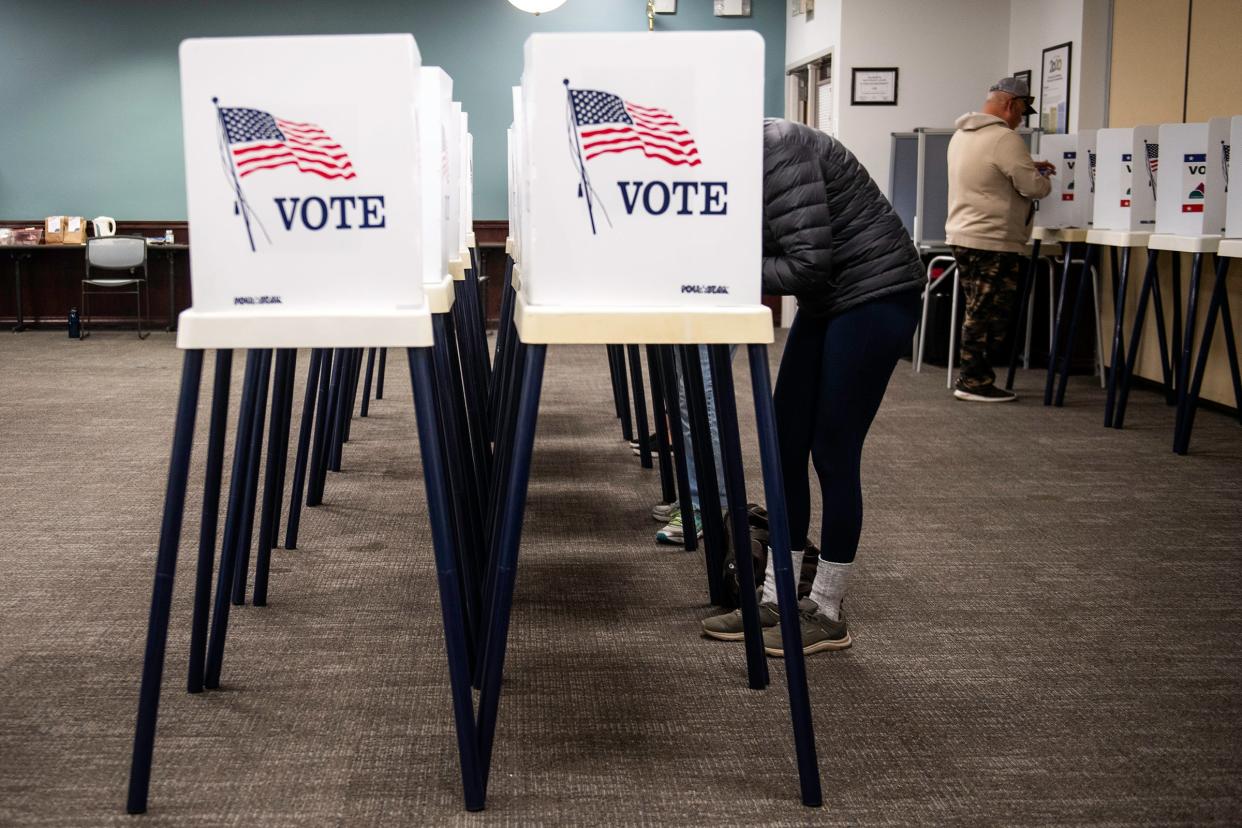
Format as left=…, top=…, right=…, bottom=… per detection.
left=701, top=602, right=780, bottom=641
left=952, top=379, right=1017, bottom=403
left=651, top=502, right=678, bottom=522
left=656, top=509, right=701, bottom=545
left=632, top=442, right=661, bottom=458
left=629, top=433, right=657, bottom=449
left=761, top=598, right=851, bottom=656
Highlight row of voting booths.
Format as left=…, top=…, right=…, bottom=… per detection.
left=126, top=30, right=828, bottom=816
left=892, top=117, right=1240, bottom=454
left=1031, top=118, right=1241, bottom=454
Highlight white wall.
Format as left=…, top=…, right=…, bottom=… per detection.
left=785, top=0, right=842, bottom=69
left=834, top=0, right=1012, bottom=191
left=1007, top=0, right=1110, bottom=133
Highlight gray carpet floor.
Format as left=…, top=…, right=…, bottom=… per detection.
left=1, top=331, right=1240, bottom=826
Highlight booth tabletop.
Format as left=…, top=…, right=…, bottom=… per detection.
left=1216, top=238, right=1242, bottom=258
left=1148, top=233, right=1221, bottom=254
left=513, top=294, right=773, bottom=345
left=1085, top=229, right=1152, bottom=248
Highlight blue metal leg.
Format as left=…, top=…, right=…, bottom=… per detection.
left=1005, top=239, right=1041, bottom=390
left=708, top=344, right=769, bottom=690
left=476, top=344, right=546, bottom=798
left=1169, top=252, right=1183, bottom=404
left=327, top=348, right=349, bottom=473
left=361, top=347, right=376, bottom=417
left=285, top=349, right=323, bottom=549
left=647, top=345, right=676, bottom=505
left=376, top=347, right=386, bottom=400
left=269, top=350, right=296, bottom=546
left=447, top=308, right=492, bottom=511
left=1173, top=253, right=1205, bottom=450
left=747, top=344, right=823, bottom=809
left=254, top=349, right=293, bottom=606
left=433, top=313, right=482, bottom=657
left=1176, top=256, right=1231, bottom=452
left=1104, top=246, right=1133, bottom=427
left=1115, top=252, right=1162, bottom=429
left=606, top=345, right=626, bottom=423
left=306, top=349, right=336, bottom=507
left=1045, top=242, right=1076, bottom=405
left=1054, top=244, right=1095, bottom=407
left=680, top=345, right=727, bottom=606
left=188, top=350, right=232, bottom=694
left=406, top=347, right=486, bottom=811
left=204, top=350, right=262, bottom=689
left=614, top=345, right=634, bottom=442
left=1217, top=277, right=1242, bottom=424
left=125, top=349, right=203, bottom=815
left=659, top=346, right=697, bottom=552
left=232, top=349, right=272, bottom=606
left=343, top=348, right=362, bottom=443
left=627, top=345, right=653, bottom=470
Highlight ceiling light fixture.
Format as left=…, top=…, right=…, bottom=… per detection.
left=507, top=0, right=568, bottom=14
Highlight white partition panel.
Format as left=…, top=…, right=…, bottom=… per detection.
left=1227, top=116, right=1241, bottom=239
left=1035, top=131, right=1095, bottom=229
left=419, top=67, right=452, bottom=287
left=1094, top=126, right=1159, bottom=232
left=1156, top=119, right=1230, bottom=237
left=520, top=31, right=763, bottom=308
left=445, top=102, right=463, bottom=269
left=179, top=35, right=423, bottom=316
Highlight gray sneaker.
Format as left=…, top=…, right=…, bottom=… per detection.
left=701, top=602, right=780, bottom=641
left=762, top=598, right=851, bottom=656
left=651, top=502, right=677, bottom=522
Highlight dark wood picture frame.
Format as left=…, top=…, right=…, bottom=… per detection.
left=1039, top=41, right=1072, bottom=134
left=1013, top=69, right=1032, bottom=127
left=850, top=67, right=898, bottom=106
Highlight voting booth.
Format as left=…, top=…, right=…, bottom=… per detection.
left=519, top=31, right=763, bottom=314
left=419, top=67, right=454, bottom=308
left=128, top=34, right=466, bottom=816
left=1226, top=116, right=1241, bottom=239
left=1036, top=131, right=1096, bottom=229
left=1093, top=126, right=1159, bottom=232
left=1154, top=119, right=1229, bottom=237
left=176, top=35, right=429, bottom=347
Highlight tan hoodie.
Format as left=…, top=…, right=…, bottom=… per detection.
left=946, top=112, right=1051, bottom=253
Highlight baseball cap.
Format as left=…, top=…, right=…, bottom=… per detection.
left=990, top=76, right=1036, bottom=115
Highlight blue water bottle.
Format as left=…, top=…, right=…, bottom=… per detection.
left=68, top=307, right=81, bottom=339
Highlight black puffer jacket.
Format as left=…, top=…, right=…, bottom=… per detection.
left=763, top=119, right=925, bottom=318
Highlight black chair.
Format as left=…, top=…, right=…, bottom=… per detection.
left=82, top=236, right=149, bottom=339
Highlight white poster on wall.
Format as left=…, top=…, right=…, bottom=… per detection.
left=179, top=34, right=423, bottom=315
left=1040, top=42, right=1071, bottom=135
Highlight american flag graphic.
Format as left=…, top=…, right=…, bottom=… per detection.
left=1143, top=141, right=1159, bottom=198
left=220, top=107, right=356, bottom=180
left=568, top=89, right=700, bottom=167
left=1223, top=141, right=1230, bottom=192
left=1088, top=150, right=1097, bottom=193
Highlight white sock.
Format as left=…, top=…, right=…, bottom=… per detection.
left=759, top=548, right=802, bottom=606
left=809, top=560, right=851, bottom=621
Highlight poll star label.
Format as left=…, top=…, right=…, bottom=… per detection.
left=1120, top=153, right=1133, bottom=207
left=1183, top=152, right=1207, bottom=213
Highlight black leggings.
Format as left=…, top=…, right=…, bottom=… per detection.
left=773, top=292, right=920, bottom=563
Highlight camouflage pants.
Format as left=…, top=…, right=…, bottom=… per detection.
left=951, top=246, right=1022, bottom=389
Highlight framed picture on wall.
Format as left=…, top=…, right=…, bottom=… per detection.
left=1040, top=42, right=1072, bottom=134
left=850, top=67, right=898, bottom=106
left=1013, top=69, right=1032, bottom=127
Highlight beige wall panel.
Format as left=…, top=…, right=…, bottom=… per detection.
left=1108, top=0, right=1189, bottom=127
left=1185, top=0, right=1242, bottom=121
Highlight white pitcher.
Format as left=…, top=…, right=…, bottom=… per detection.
left=91, top=216, right=116, bottom=237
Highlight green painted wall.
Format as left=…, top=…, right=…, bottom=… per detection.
left=0, top=1, right=785, bottom=220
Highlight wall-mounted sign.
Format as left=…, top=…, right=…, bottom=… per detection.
left=1040, top=42, right=1072, bottom=135
left=1013, top=69, right=1032, bottom=127
left=850, top=68, right=898, bottom=106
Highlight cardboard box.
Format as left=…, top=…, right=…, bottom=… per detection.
left=44, top=216, right=65, bottom=244
left=63, top=216, right=87, bottom=244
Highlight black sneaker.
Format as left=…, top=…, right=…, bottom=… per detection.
left=953, top=379, right=1017, bottom=403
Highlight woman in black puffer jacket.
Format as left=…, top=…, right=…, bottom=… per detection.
left=704, top=119, right=925, bottom=656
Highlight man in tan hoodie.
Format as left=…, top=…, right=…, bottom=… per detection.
left=946, top=77, right=1055, bottom=402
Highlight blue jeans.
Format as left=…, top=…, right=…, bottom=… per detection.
left=676, top=345, right=733, bottom=511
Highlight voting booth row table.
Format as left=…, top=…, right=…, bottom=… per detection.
left=125, top=31, right=825, bottom=817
